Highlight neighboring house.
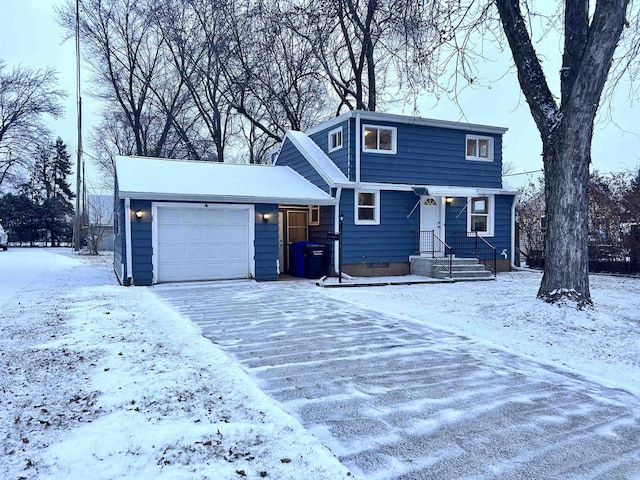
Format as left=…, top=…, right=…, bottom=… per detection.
left=87, top=194, right=115, bottom=252
left=113, top=111, right=519, bottom=286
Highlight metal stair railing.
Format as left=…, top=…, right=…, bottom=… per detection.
left=451, top=231, right=497, bottom=276
left=417, top=230, right=453, bottom=278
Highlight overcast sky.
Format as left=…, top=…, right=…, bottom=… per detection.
left=2, top=0, right=639, bottom=190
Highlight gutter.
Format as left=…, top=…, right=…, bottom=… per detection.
left=333, top=186, right=343, bottom=275
left=124, top=197, right=134, bottom=285
left=355, top=112, right=361, bottom=183
left=510, top=193, right=520, bottom=270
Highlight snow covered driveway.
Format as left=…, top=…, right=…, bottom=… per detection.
left=156, top=280, right=640, bottom=480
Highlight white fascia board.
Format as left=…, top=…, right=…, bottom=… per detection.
left=118, top=191, right=337, bottom=206
left=335, top=181, right=519, bottom=196
left=304, top=110, right=508, bottom=136
left=282, top=131, right=348, bottom=187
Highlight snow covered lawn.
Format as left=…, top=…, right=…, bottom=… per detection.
left=2, top=248, right=639, bottom=479
left=0, top=249, right=352, bottom=480
left=321, top=269, right=640, bottom=396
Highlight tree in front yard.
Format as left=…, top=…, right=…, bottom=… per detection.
left=494, top=0, right=632, bottom=307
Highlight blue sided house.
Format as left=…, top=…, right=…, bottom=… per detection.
left=113, top=111, right=519, bottom=286
left=275, top=110, right=519, bottom=278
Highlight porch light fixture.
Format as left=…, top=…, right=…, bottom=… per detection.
left=262, top=212, right=271, bottom=223
left=445, top=197, right=454, bottom=204
left=135, top=210, right=144, bottom=221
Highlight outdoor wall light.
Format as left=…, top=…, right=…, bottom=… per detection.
left=445, top=197, right=454, bottom=204
left=135, top=210, right=144, bottom=221
left=262, top=212, right=271, bottom=223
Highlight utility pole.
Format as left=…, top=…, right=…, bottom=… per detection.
left=73, top=0, right=83, bottom=251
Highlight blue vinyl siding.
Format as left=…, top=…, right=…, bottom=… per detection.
left=308, top=119, right=353, bottom=180
left=359, top=121, right=502, bottom=188
left=493, top=195, right=515, bottom=259
left=339, top=189, right=419, bottom=264
left=130, top=199, right=153, bottom=285
left=444, top=195, right=514, bottom=261
left=255, top=203, right=279, bottom=280
left=276, top=138, right=330, bottom=193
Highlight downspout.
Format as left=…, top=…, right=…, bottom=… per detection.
left=347, top=118, right=351, bottom=180
left=333, top=187, right=343, bottom=275
left=510, top=194, right=519, bottom=269
left=124, top=197, right=134, bottom=285
left=355, top=112, right=361, bottom=183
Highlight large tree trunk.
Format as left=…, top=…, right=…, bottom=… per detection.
left=495, top=0, right=629, bottom=307
left=539, top=113, right=593, bottom=306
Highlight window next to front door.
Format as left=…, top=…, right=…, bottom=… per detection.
left=355, top=189, right=380, bottom=225
left=467, top=196, right=494, bottom=236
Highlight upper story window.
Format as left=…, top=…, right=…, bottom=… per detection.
left=328, top=127, right=343, bottom=153
left=355, top=189, right=380, bottom=225
left=467, top=196, right=494, bottom=236
left=363, top=125, right=397, bottom=154
left=466, top=134, right=494, bottom=161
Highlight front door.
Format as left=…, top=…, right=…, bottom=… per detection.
left=420, top=196, right=443, bottom=255
left=285, top=210, right=308, bottom=272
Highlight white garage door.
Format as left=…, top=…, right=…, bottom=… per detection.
left=155, top=204, right=253, bottom=283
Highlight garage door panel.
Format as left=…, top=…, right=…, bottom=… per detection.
left=156, top=205, right=252, bottom=283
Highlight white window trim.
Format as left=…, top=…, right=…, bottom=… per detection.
left=328, top=127, right=343, bottom=153
left=362, top=124, right=397, bottom=154
left=308, top=206, right=320, bottom=226
left=467, top=195, right=495, bottom=237
left=465, top=134, right=494, bottom=162
left=355, top=189, right=380, bottom=226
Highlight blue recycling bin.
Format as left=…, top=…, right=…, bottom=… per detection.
left=290, top=241, right=310, bottom=277
left=290, top=242, right=327, bottom=278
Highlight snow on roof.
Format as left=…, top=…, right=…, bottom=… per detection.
left=278, top=131, right=349, bottom=186
left=115, top=156, right=336, bottom=206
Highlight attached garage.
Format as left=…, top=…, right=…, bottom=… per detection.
left=113, top=156, right=336, bottom=286
left=154, top=203, right=254, bottom=283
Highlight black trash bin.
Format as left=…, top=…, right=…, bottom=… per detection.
left=302, top=243, right=327, bottom=278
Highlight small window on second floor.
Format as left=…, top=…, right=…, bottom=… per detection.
left=328, top=127, right=343, bottom=153
left=363, top=125, right=397, bottom=154
left=466, top=135, right=494, bottom=161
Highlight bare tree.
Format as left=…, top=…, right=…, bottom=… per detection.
left=494, top=0, right=631, bottom=307
left=57, top=0, right=197, bottom=161
left=222, top=1, right=329, bottom=147
left=283, top=0, right=463, bottom=113
left=86, top=190, right=114, bottom=255
left=0, top=62, right=65, bottom=186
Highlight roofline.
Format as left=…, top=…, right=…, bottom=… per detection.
left=305, top=110, right=508, bottom=136
left=277, top=131, right=349, bottom=187
left=115, top=154, right=277, bottom=167
left=116, top=192, right=337, bottom=206
left=329, top=181, right=519, bottom=196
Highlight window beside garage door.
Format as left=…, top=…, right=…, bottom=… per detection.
left=152, top=203, right=254, bottom=283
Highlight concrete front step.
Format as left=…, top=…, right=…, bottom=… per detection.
left=410, top=255, right=494, bottom=280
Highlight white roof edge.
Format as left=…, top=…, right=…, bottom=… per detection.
left=117, top=191, right=336, bottom=206
left=280, top=131, right=349, bottom=186
left=305, top=110, right=508, bottom=136
left=331, top=181, right=519, bottom=195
